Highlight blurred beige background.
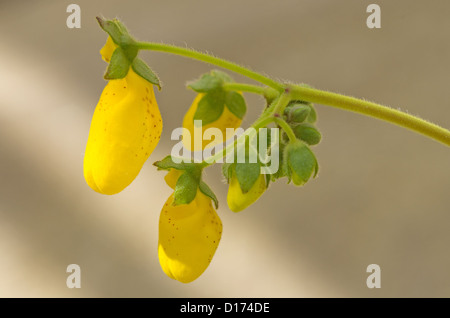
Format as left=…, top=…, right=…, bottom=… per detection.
left=0, top=0, right=449, bottom=297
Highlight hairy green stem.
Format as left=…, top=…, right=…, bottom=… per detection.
left=137, top=41, right=450, bottom=147
left=288, top=85, right=450, bottom=147
left=137, top=41, right=284, bottom=91
left=274, top=117, right=297, bottom=143
left=271, top=90, right=292, bottom=116
left=222, top=82, right=279, bottom=100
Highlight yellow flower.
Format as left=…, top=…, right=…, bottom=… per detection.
left=164, top=168, right=183, bottom=189
left=83, top=38, right=162, bottom=195
left=182, top=94, right=242, bottom=151
left=99, top=36, right=117, bottom=63
left=227, top=173, right=266, bottom=213
left=158, top=170, right=222, bottom=283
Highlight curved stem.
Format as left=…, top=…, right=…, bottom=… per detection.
left=288, top=84, right=450, bottom=147
left=274, top=117, right=297, bottom=143
left=136, top=41, right=284, bottom=91
left=271, top=90, right=292, bottom=116
left=203, top=116, right=276, bottom=165
left=222, top=82, right=265, bottom=95
left=222, top=82, right=279, bottom=100
left=137, top=41, right=450, bottom=147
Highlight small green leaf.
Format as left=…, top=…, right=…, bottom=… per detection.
left=173, top=172, right=199, bottom=206
left=188, top=73, right=222, bottom=93
left=199, top=181, right=219, bottom=209
left=104, top=47, right=130, bottom=80
left=193, top=91, right=225, bottom=125
left=235, top=162, right=261, bottom=194
left=225, top=91, right=247, bottom=120
left=132, top=58, right=161, bottom=89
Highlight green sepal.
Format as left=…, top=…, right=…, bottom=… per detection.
left=222, top=162, right=233, bottom=182
left=153, top=155, right=204, bottom=173
left=153, top=155, right=186, bottom=171
left=234, top=161, right=261, bottom=194
left=285, top=99, right=317, bottom=124
left=225, top=91, right=246, bottom=120
left=314, top=157, right=319, bottom=178
left=188, top=73, right=223, bottom=93
left=104, top=47, right=130, bottom=80
left=154, top=155, right=219, bottom=207
left=173, top=172, right=199, bottom=206
left=188, top=69, right=233, bottom=93
left=292, top=123, right=322, bottom=146
left=271, top=139, right=287, bottom=181
left=306, top=105, right=317, bottom=123
left=264, top=173, right=271, bottom=189
left=199, top=181, right=219, bottom=209
left=132, top=58, right=161, bottom=89
left=284, top=141, right=317, bottom=186
left=210, top=69, right=233, bottom=83
left=193, top=91, right=226, bottom=125
left=96, top=17, right=135, bottom=49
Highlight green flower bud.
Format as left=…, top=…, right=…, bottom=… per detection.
left=288, top=105, right=311, bottom=123
left=292, top=123, right=322, bottom=145
left=284, top=101, right=317, bottom=123
left=283, top=141, right=318, bottom=186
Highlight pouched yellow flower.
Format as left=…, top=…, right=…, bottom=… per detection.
left=158, top=181, right=222, bottom=283
left=164, top=168, right=183, bottom=189
left=182, top=94, right=242, bottom=151
left=158, top=169, right=222, bottom=283
left=227, top=173, right=266, bottom=212
left=84, top=67, right=162, bottom=195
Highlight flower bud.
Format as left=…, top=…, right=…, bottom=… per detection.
left=227, top=173, right=266, bottom=212
left=288, top=104, right=311, bottom=123
left=284, top=141, right=318, bottom=186
left=292, top=123, right=322, bottom=145
left=182, top=93, right=243, bottom=151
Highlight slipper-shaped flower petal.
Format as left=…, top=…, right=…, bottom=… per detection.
left=158, top=190, right=222, bottom=283
left=182, top=94, right=242, bottom=151
left=84, top=68, right=162, bottom=194
left=227, top=173, right=266, bottom=212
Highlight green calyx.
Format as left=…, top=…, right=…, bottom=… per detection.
left=222, top=133, right=272, bottom=193
left=104, top=47, right=130, bottom=80
left=284, top=101, right=317, bottom=124
left=153, top=156, right=218, bottom=208
left=97, top=17, right=160, bottom=88
left=188, top=70, right=247, bottom=125
left=283, top=140, right=319, bottom=186
left=292, top=123, right=322, bottom=145
left=223, top=161, right=262, bottom=194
